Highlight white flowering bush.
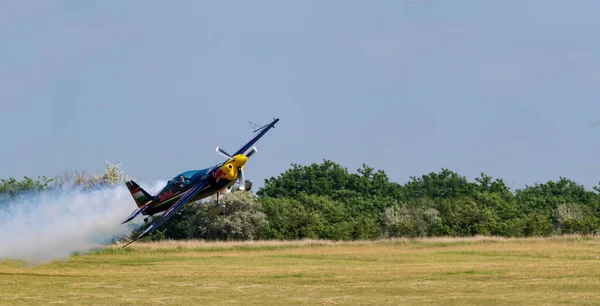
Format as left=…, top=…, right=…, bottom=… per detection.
left=187, top=191, right=268, bottom=240
left=382, top=204, right=442, bottom=238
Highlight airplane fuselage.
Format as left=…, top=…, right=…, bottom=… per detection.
left=143, top=158, right=242, bottom=217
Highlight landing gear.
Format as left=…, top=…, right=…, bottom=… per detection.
left=144, top=217, right=150, bottom=223
left=209, top=190, right=225, bottom=216
left=209, top=204, right=225, bottom=216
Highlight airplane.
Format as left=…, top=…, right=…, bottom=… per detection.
left=120, top=117, right=279, bottom=248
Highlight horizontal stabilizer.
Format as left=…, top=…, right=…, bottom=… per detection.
left=121, top=204, right=150, bottom=224
left=122, top=181, right=207, bottom=248
left=248, top=121, right=266, bottom=133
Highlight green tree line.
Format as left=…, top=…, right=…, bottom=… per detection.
left=2, top=160, right=600, bottom=241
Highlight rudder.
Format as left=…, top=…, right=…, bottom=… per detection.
left=126, top=180, right=153, bottom=207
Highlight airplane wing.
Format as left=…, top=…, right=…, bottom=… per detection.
left=121, top=181, right=207, bottom=248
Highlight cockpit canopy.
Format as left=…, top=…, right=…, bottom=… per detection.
left=172, top=169, right=206, bottom=182
left=154, top=166, right=217, bottom=197
left=162, top=168, right=210, bottom=193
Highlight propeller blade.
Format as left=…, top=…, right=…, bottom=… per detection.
left=216, top=147, right=234, bottom=160
left=244, top=146, right=258, bottom=158
left=237, top=167, right=245, bottom=190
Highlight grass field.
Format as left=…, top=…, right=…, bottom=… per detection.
left=2, top=236, right=600, bottom=305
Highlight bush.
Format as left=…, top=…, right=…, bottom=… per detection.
left=258, top=196, right=325, bottom=240
left=382, top=204, right=442, bottom=238
left=554, top=204, right=600, bottom=234
left=436, top=196, right=500, bottom=236
left=0, top=176, right=52, bottom=204
left=523, top=211, right=553, bottom=236
left=187, top=191, right=267, bottom=240
left=52, top=161, right=129, bottom=190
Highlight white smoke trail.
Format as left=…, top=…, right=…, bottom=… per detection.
left=0, top=181, right=165, bottom=263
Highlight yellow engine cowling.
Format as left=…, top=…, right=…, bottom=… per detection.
left=218, top=154, right=248, bottom=181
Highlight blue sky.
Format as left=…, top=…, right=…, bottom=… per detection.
left=1, top=1, right=600, bottom=191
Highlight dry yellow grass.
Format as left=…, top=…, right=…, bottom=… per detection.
left=2, top=236, right=600, bottom=305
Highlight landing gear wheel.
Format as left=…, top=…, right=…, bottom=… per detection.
left=144, top=217, right=150, bottom=223
left=209, top=204, right=225, bottom=216
left=209, top=190, right=225, bottom=216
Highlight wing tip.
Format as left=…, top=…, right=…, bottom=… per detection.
left=122, top=232, right=146, bottom=248
left=122, top=239, right=136, bottom=248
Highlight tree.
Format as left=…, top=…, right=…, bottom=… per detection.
left=257, top=160, right=401, bottom=200
left=402, top=168, right=477, bottom=200
left=0, top=176, right=53, bottom=204
left=5, top=158, right=600, bottom=242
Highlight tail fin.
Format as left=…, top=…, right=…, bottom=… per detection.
left=125, top=180, right=154, bottom=207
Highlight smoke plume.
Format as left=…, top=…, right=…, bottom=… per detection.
left=0, top=181, right=165, bottom=263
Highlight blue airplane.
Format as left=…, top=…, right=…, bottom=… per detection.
left=120, top=118, right=279, bottom=247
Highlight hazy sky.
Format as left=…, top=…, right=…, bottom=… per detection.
left=1, top=1, right=600, bottom=191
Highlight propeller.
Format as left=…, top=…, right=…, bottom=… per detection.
left=244, top=146, right=257, bottom=158
left=237, top=166, right=246, bottom=191
left=216, top=147, right=234, bottom=160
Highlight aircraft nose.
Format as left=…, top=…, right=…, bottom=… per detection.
left=232, top=154, right=248, bottom=168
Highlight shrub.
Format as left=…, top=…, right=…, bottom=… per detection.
left=187, top=191, right=267, bottom=240
left=381, top=204, right=442, bottom=238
